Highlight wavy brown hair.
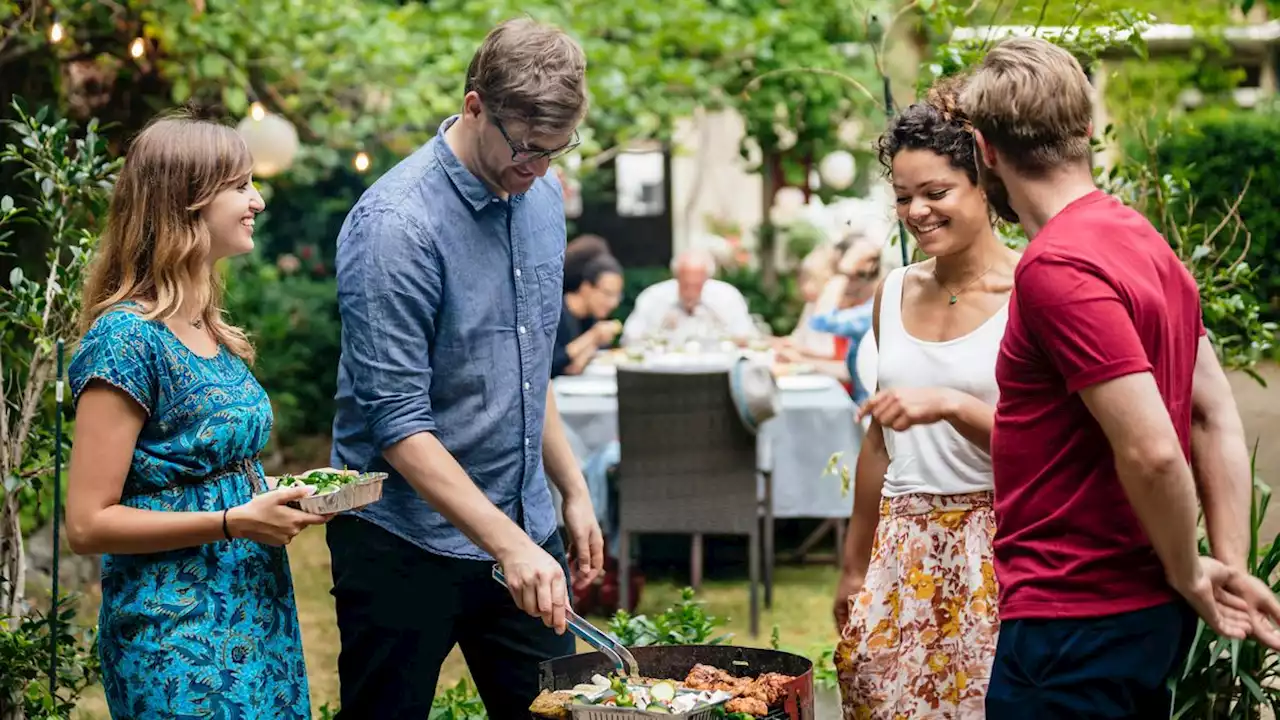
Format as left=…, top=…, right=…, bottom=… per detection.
left=79, top=111, right=255, bottom=362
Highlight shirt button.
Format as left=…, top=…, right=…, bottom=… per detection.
left=523, top=382, right=531, bottom=391
left=519, top=326, right=527, bottom=335
left=524, top=437, right=530, bottom=447
left=515, top=268, right=522, bottom=278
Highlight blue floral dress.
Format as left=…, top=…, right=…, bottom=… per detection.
left=69, top=306, right=310, bottom=719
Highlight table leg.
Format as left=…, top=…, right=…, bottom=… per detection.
left=763, top=470, right=774, bottom=609
left=691, top=533, right=703, bottom=590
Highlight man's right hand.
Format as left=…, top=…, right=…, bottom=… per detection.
left=1172, top=556, right=1252, bottom=640
left=1226, top=572, right=1280, bottom=651
left=497, top=541, right=569, bottom=635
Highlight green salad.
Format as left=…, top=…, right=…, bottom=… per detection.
left=276, top=469, right=360, bottom=496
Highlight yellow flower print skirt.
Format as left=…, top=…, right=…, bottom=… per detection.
left=834, top=491, right=999, bottom=719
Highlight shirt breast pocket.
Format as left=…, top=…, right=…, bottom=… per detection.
left=533, top=254, right=564, bottom=333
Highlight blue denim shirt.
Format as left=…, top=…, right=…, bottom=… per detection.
left=330, top=115, right=565, bottom=560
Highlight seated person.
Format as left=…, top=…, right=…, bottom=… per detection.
left=563, top=233, right=611, bottom=291
left=781, top=236, right=882, bottom=403
left=621, top=248, right=756, bottom=347
left=778, top=243, right=841, bottom=359
left=553, top=253, right=624, bottom=377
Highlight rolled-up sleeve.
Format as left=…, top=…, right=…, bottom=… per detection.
left=336, top=207, right=441, bottom=449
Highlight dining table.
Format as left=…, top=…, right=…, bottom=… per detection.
left=550, top=355, right=863, bottom=523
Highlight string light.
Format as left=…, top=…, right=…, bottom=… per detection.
left=353, top=152, right=371, bottom=173
left=129, top=37, right=145, bottom=59
left=49, top=21, right=64, bottom=44
left=249, top=102, right=266, bottom=122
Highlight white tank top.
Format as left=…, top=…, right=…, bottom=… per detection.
left=876, top=266, right=1007, bottom=497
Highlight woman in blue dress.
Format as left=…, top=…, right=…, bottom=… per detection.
left=64, top=112, right=328, bottom=718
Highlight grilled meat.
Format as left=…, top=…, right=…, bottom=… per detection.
left=726, top=696, right=770, bottom=716
left=683, top=663, right=796, bottom=715
left=528, top=689, right=574, bottom=719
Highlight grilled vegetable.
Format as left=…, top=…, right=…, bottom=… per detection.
left=649, top=681, right=676, bottom=703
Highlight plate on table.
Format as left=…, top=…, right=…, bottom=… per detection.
left=776, top=374, right=833, bottom=392
left=582, top=362, right=618, bottom=377
left=555, top=378, right=618, bottom=396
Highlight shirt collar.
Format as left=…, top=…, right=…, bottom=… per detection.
left=433, top=114, right=513, bottom=213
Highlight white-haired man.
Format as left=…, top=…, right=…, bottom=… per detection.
left=621, top=249, right=757, bottom=346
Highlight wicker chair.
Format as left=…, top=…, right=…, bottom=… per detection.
left=614, top=366, right=768, bottom=637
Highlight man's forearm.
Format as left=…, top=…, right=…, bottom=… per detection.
left=543, top=388, right=590, bottom=501
left=1193, top=416, right=1252, bottom=569
left=383, top=432, right=532, bottom=559
left=1115, top=449, right=1203, bottom=588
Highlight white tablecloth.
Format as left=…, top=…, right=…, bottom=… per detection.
left=552, top=371, right=862, bottom=519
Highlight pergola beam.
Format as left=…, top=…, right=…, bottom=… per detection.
left=950, top=20, right=1280, bottom=59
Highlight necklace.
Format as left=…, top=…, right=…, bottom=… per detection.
left=191, top=317, right=204, bottom=330
left=932, top=261, right=995, bottom=306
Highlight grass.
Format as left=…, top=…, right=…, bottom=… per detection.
left=71, top=526, right=843, bottom=719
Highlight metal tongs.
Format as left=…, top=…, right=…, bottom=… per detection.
left=492, top=564, right=640, bottom=678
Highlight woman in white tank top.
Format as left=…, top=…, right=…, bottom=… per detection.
left=833, top=76, right=1021, bottom=720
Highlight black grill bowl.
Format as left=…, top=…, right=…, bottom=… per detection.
left=534, top=645, right=815, bottom=720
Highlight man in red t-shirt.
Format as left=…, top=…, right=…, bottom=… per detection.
left=960, top=37, right=1280, bottom=717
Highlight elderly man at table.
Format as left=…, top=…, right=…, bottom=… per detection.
left=621, top=248, right=757, bottom=346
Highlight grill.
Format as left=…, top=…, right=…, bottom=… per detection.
left=534, top=645, right=815, bottom=720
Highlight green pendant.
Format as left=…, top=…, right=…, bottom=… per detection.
left=949, top=295, right=958, bottom=305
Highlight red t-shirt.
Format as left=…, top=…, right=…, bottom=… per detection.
left=991, top=190, right=1204, bottom=620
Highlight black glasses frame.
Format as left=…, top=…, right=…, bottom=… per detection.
left=492, top=116, right=581, bottom=164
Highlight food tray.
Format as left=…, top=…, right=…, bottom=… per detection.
left=294, top=472, right=386, bottom=514
left=568, top=704, right=724, bottom=720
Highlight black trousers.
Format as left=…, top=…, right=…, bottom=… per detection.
left=327, top=515, right=576, bottom=719
left=986, top=600, right=1198, bottom=720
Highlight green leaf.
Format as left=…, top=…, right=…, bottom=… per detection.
left=9, top=267, right=22, bottom=286
left=1241, top=673, right=1266, bottom=703
left=222, top=86, right=249, bottom=116
left=171, top=76, right=192, bottom=104
left=0, top=195, right=12, bottom=213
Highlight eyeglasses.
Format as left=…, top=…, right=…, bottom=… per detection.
left=492, top=116, right=581, bottom=164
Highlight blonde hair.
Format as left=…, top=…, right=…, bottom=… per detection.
left=80, top=111, right=255, bottom=362
left=465, top=17, right=588, bottom=135
left=960, top=37, right=1094, bottom=176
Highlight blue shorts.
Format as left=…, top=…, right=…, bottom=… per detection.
left=986, top=601, right=1197, bottom=720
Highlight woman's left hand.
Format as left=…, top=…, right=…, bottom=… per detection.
left=858, top=388, right=958, bottom=431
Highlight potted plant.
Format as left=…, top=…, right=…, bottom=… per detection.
left=1172, top=453, right=1280, bottom=719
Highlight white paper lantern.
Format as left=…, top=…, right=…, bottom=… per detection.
left=773, top=124, right=797, bottom=152
left=819, top=150, right=857, bottom=190
left=837, top=119, right=863, bottom=147
left=236, top=112, right=299, bottom=178
left=770, top=186, right=807, bottom=225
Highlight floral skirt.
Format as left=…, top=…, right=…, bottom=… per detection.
left=834, top=491, right=999, bottom=720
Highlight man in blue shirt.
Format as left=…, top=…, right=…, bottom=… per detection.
left=327, top=18, right=603, bottom=718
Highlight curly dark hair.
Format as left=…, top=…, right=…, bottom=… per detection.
left=875, top=74, right=977, bottom=186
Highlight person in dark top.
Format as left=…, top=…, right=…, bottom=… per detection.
left=563, top=233, right=610, bottom=291
left=553, top=253, right=623, bottom=376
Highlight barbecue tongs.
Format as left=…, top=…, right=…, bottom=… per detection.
left=492, top=564, right=640, bottom=678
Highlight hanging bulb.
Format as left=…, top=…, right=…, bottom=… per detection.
left=249, top=102, right=266, bottom=122
left=353, top=152, right=371, bottom=173
left=49, top=21, right=65, bottom=44
left=129, top=37, right=145, bottom=58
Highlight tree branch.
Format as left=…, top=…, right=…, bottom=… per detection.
left=744, top=67, right=882, bottom=111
